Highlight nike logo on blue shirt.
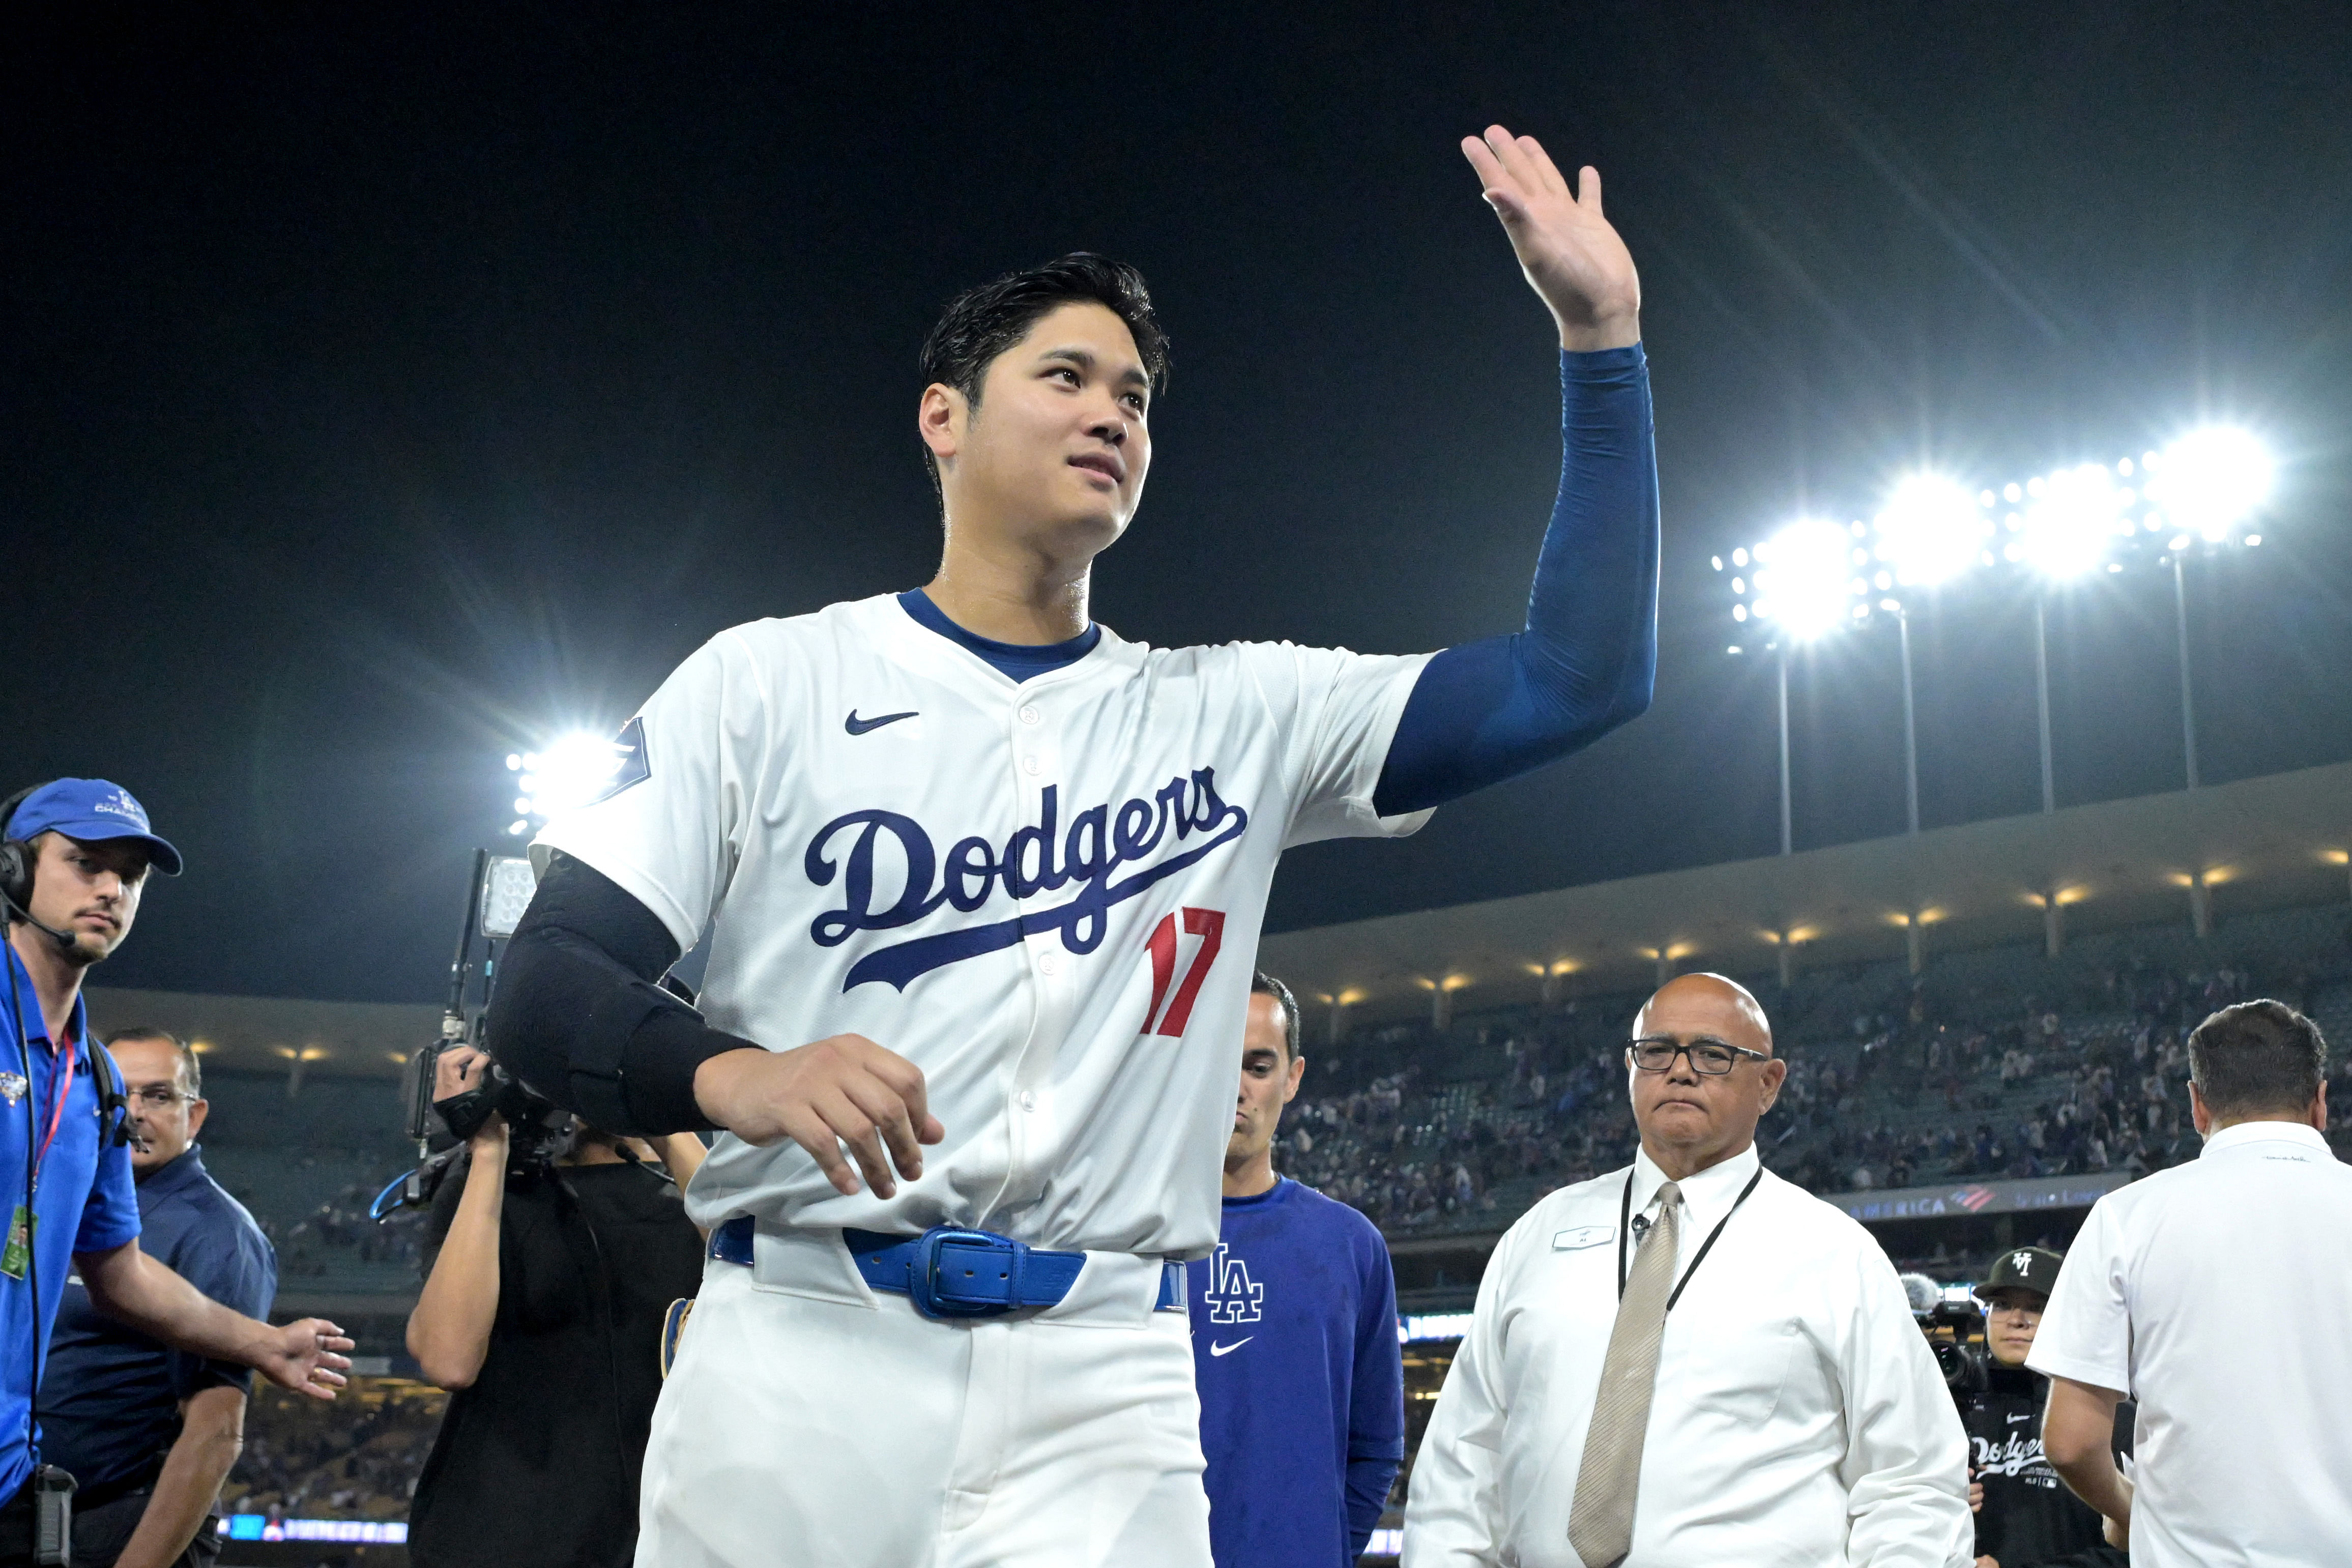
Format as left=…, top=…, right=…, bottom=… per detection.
left=845, top=710, right=918, bottom=735
left=1209, top=1337, right=1253, bottom=1357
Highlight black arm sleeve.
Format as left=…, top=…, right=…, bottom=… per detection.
left=484, top=852, right=755, bottom=1136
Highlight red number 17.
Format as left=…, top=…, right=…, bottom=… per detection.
left=1141, top=907, right=1226, bottom=1037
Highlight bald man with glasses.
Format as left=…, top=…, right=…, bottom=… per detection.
left=1406, top=973, right=1969, bottom=1568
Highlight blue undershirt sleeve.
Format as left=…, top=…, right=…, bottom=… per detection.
left=1371, top=345, right=1659, bottom=817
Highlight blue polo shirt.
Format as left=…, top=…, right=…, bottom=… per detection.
left=38, top=1145, right=276, bottom=1492
left=2, top=947, right=141, bottom=1501
left=1186, top=1178, right=1404, bottom=1568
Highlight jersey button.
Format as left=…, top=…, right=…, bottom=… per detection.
left=1021, top=756, right=1041, bottom=776
left=1018, top=1091, right=1037, bottom=1112
left=1037, top=951, right=1060, bottom=976
left=1018, top=705, right=1042, bottom=725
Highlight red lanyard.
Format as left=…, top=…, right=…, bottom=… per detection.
left=31, top=1046, right=76, bottom=1193
left=11, top=952, right=80, bottom=1192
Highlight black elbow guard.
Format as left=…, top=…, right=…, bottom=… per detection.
left=485, top=856, right=753, bottom=1136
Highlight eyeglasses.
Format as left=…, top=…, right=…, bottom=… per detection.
left=1979, top=1299, right=2044, bottom=1318
left=1626, top=1038, right=1772, bottom=1076
left=129, top=1086, right=194, bottom=1108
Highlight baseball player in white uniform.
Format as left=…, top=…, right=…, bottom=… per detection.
left=486, top=126, right=1659, bottom=1567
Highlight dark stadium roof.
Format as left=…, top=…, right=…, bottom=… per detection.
left=84, top=988, right=437, bottom=1083
left=1260, top=759, right=2352, bottom=1026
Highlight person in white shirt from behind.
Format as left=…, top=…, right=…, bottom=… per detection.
left=2030, top=998, right=2352, bottom=1567
left=1405, top=973, right=1970, bottom=1568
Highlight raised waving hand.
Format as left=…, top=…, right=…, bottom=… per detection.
left=1461, top=125, right=1641, bottom=351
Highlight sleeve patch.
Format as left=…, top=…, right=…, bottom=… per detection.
left=591, top=716, right=653, bottom=804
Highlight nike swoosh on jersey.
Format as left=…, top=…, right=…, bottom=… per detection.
left=845, top=709, right=919, bottom=735
left=1209, top=1337, right=1253, bottom=1357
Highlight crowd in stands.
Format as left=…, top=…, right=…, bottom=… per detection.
left=251, top=1181, right=429, bottom=1280
left=190, top=1073, right=431, bottom=1286
left=1280, top=907, right=2352, bottom=1237
left=222, top=1379, right=444, bottom=1524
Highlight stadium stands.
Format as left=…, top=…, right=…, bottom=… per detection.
left=1277, top=898, right=2352, bottom=1282
left=223, top=1378, right=444, bottom=1528
left=194, top=1071, right=432, bottom=1297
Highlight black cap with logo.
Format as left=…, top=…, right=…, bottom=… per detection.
left=1976, top=1245, right=2065, bottom=1301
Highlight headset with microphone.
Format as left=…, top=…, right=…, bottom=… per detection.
left=0, top=783, right=81, bottom=950
left=1, top=780, right=136, bottom=1149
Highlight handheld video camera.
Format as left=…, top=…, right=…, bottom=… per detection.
left=375, top=851, right=565, bottom=1219
left=1903, top=1272, right=1991, bottom=1396
left=1926, top=1300, right=1991, bottom=1395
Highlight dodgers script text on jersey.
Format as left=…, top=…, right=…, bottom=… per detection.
left=538, top=594, right=1433, bottom=1259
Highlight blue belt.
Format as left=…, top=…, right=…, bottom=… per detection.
left=711, top=1215, right=1185, bottom=1320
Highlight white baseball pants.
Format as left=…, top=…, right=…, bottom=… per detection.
left=634, top=1227, right=1211, bottom=1568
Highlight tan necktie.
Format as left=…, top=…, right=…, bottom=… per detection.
left=1567, top=1180, right=1682, bottom=1568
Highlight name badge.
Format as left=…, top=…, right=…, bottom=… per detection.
left=1552, top=1226, right=1615, bottom=1251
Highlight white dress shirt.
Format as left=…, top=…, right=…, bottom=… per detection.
left=1405, top=1144, right=1970, bottom=1568
left=2029, top=1120, right=2352, bottom=1568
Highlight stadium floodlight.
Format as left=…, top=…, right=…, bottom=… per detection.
left=1726, top=516, right=1869, bottom=859
left=2147, top=426, right=2275, bottom=543
left=2018, top=463, right=2127, bottom=579
left=2140, top=426, right=2274, bottom=792
left=479, top=856, right=539, bottom=939
left=2012, top=464, right=2129, bottom=809
left=1750, top=517, right=1862, bottom=641
left=504, top=730, right=631, bottom=835
left=1707, top=416, right=2276, bottom=843
left=1873, top=473, right=1987, bottom=590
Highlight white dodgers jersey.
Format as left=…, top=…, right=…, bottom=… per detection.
left=537, top=594, right=1431, bottom=1259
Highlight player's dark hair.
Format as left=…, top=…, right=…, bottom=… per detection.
left=2188, top=999, right=2326, bottom=1120
left=917, top=252, right=1170, bottom=501
left=1252, top=972, right=1302, bottom=1064
left=104, top=1025, right=200, bottom=1098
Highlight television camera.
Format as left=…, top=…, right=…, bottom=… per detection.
left=1903, top=1271, right=1992, bottom=1396
left=370, top=850, right=560, bottom=1219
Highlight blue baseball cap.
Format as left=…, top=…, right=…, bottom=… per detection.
left=6, top=779, right=184, bottom=876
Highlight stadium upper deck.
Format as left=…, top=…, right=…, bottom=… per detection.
left=1261, top=757, right=2352, bottom=1029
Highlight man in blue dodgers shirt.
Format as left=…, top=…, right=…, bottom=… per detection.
left=1189, top=973, right=1404, bottom=1566
left=39, top=1027, right=277, bottom=1568
left=0, top=780, right=349, bottom=1566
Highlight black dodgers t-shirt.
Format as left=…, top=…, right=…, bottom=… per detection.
left=1963, top=1364, right=2131, bottom=1568
left=406, top=1156, right=705, bottom=1568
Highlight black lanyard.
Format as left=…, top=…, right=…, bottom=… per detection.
left=1616, top=1165, right=1764, bottom=1314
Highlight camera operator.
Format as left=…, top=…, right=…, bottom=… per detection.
left=1959, top=1247, right=2126, bottom=1568
left=403, top=1046, right=707, bottom=1568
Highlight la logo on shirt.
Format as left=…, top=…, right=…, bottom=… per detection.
left=1204, top=1243, right=1264, bottom=1325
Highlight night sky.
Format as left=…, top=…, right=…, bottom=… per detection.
left=10, top=4, right=2350, bottom=1004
